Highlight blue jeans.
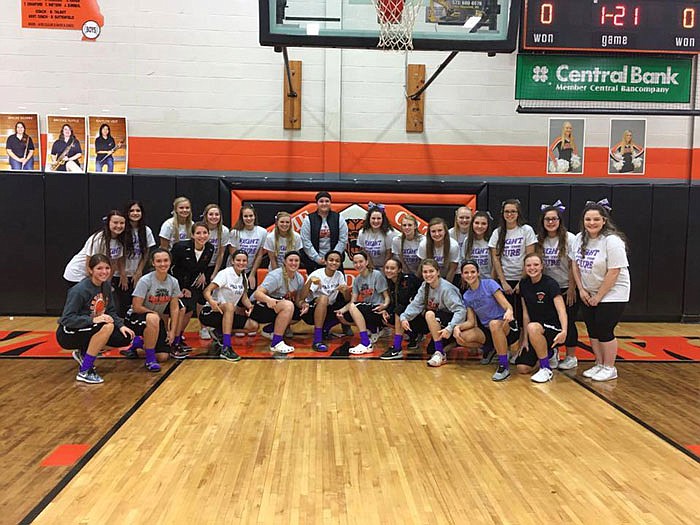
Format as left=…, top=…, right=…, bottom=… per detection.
left=96, top=157, right=114, bottom=172
left=9, top=157, right=35, bottom=170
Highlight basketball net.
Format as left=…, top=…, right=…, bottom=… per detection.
left=372, top=0, right=421, bottom=51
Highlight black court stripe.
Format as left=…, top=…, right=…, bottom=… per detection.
left=564, top=371, right=700, bottom=464
left=20, top=360, right=182, bottom=524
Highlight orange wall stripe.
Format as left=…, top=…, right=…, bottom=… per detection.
left=37, top=135, right=693, bottom=181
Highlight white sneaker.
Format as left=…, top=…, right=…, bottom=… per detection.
left=199, top=328, right=212, bottom=340
left=548, top=349, right=559, bottom=369
left=592, top=366, right=618, bottom=382
left=427, top=351, right=446, bottom=367
left=270, top=340, right=295, bottom=354
left=582, top=363, right=603, bottom=378
left=558, top=356, right=578, bottom=370
left=531, top=367, right=553, bottom=383
left=349, top=342, right=373, bottom=355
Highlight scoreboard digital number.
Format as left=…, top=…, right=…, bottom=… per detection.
left=522, top=0, right=700, bottom=53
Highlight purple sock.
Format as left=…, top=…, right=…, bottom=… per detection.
left=539, top=358, right=551, bottom=370
left=434, top=340, right=444, bottom=354
left=271, top=334, right=283, bottom=346
left=174, top=335, right=183, bottom=345
left=130, top=335, right=144, bottom=350
left=223, top=334, right=232, bottom=346
left=393, top=334, right=403, bottom=349
left=360, top=331, right=371, bottom=346
left=498, top=354, right=509, bottom=367
left=314, top=328, right=323, bottom=343
left=80, top=353, right=96, bottom=373
left=145, top=348, right=156, bottom=362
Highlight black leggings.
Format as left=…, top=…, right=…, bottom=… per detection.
left=561, top=288, right=579, bottom=348
left=579, top=302, right=626, bottom=343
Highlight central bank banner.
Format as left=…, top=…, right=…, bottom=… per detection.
left=515, top=55, right=693, bottom=103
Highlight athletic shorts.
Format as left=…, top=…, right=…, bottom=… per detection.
left=514, top=323, right=560, bottom=367
left=250, top=301, right=302, bottom=325
left=478, top=318, right=519, bottom=349
left=56, top=322, right=131, bottom=353
left=406, top=309, right=454, bottom=335
left=301, top=296, right=346, bottom=326
left=198, top=304, right=250, bottom=331
left=342, top=302, right=385, bottom=330
left=124, top=311, right=171, bottom=351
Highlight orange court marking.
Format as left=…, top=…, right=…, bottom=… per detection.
left=41, top=444, right=90, bottom=467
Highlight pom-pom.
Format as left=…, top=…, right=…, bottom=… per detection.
left=613, top=161, right=623, bottom=171
left=632, top=157, right=643, bottom=169
left=570, top=155, right=581, bottom=170
left=557, top=159, right=570, bottom=173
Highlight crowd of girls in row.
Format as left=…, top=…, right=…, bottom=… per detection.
left=57, top=192, right=629, bottom=385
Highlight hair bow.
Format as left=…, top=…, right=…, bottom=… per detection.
left=541, top=199, right=566, bottom=213
left=368, top=201, right=385, bottom=211
left=101, top=216, right=108, bottom=224
left=485, top=211, right=494, bottom=221
left=586, top=198, right=612, bottom=211
left=501, top=199, right=521, bottom=207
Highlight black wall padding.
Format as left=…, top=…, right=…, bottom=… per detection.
left=647, top=186, right=688, bottom=320
left=528, top=184, right=573, bottom=232
left=0, top=174, right=46, bottom=314
left=176, top=177, right=220, bottom=221
left=683, top=185, right=700, bottom=321
left=611, top=186, right=652, bottom=317
left=487, top=183, right=531, bottom=224
left=568, top=184, right=612, bottom=232
left=45, top=174, right=90, bottom=313
left=218, top=179, right=232, bottom=226
left=132, top=176, right=177, bottom=240
left=88, top=174, right=133, bottom=227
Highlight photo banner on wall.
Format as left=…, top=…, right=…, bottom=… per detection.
left=515, top=54, right=693, bottom=103
left=1, top=113, right=42, bottom=172
left=21, top=0, right=104, bottom=40
left=87, top=116, right=128, bottom=174
left=46, top=115, right=87, bottom=173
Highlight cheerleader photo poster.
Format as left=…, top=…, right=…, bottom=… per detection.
left=547, top=118, right=585, bottom=175
left=609, top=119, right=646, bottom=175
left=1, top=113, right=41, bottom=172
left=87, top=116, right=128, bottom=174
left=46, top=115, right=87, bottom=173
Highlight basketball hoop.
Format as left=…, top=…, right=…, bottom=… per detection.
left=372, top=0, right=422, bottom=51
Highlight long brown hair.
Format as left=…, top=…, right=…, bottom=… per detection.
left=464, top=211, right=491, bottom=261
left=495, top=199, right=527, bottom=257
left=536, top=206, right=568, bottom=261
left=579, top=203, right=628, bottom=256
left=425, top=218, right=451, bottom=266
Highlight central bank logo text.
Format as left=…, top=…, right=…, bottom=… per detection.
left=555, top=65, right=679, bottom=85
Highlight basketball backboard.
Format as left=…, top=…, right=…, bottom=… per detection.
left=259, top=0, right=520, bottom=52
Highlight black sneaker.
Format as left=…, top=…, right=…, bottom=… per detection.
left=407, top=332, right=423, bottom=350
left=76, top=367, right=104, bottom=384
left=380, top=346, right=403, bottom=360
left=480, top=345, right=496, bottom=365
left=312, top=342, right=328, bottom=352
left=120, top=348, right=139, bottom=359
left=220, top=345, right=241, bottom=362
left=170, top=344, right=188, bottom=360
left=179, top=341, right=194, bottom=353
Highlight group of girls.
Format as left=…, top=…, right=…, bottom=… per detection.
left=57, top=195, right=629, bottom=385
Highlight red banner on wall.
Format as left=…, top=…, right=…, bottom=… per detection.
left=22, top=0, right=104, bottom=40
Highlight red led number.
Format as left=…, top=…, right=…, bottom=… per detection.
left=683, top=8, right=696, bottom=29
left=600, top=5, right=640, bottom=27
left=540, top=2, right=553, bottom=25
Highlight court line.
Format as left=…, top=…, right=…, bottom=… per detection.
left=19, top=361, right=183, bottom=524
left=563, top=370, right=700, bottom=464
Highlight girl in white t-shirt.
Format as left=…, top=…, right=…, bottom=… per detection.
left=391, top=214, right=424, bottom=277
left=357, top=204, right=396, bottom=269
left=159, top=196, right=193, bottom=249
left=489, top=199, right=537, bottom=334
left=264, top=211, right=302, bottom=270
left=536, top=202, right=578, bottom=370
left=463, top=211, right=492, bottom=280
left=448, top=205, right=472, bottom=256
left=63, top=210, right=127, bottom=285
left=114, top=200, right=156, bottom=317
left=203, top=203, right=230, bottom=280
left=201, top=250, right=259, bottom=362
left=299, top=250, right=350, bottom=352
left=229, top=203, right=267, bottom=288
left=570, top=201, right=630, bottom=382
left=418, top=217, right=459, bottom=282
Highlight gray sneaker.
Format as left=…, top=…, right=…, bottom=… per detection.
left=558, top=355, right=578, bottom=370
left=76, top=367, right=104, bottom=384
left=492, top=365, right=511, bottom=382
left=480, top=346, right=496, bottom=365
left=549, top=349, right=560, bottom=369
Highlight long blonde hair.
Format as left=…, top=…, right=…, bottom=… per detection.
left=169, top=196, right=193, bottom=242
left=272, top=212, right=293, bottom=260
left=203, top=203, right=223, bottom=248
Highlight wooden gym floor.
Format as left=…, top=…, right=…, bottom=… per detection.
left=1, top=317, right=698, bottom=524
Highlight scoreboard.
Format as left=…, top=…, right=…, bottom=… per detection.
left=521, top=0, right=700, bottom=53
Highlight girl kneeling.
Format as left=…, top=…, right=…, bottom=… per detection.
left=201, top=250, right=259, bottom=362
left=57, top=254, right=134, bottom=384
left=400, top=259, right=466, bottom=367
